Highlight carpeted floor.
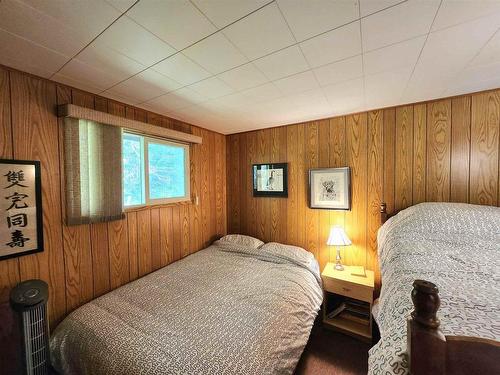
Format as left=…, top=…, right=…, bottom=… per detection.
left=294, top=324, right=371, bottom=375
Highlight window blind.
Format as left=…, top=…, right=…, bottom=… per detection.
left=64, top=117, right=124, bottom=225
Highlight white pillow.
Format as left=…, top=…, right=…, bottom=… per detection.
left=260, top=242, right=315, bottom=264
left=218, top=234, right=264, bottom=249
left=259, top=242, right=321, bottom=282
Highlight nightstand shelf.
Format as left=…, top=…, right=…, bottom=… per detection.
left=324, top=314, right=371, bottom=340
left=321, top=264, right=374, bottom=343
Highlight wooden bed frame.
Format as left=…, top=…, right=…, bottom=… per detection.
left=379, top=202, right=399, bottom=224
left=379, top=203, right=500, bottom=375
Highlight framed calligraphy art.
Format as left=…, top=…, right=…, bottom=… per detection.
left=0, top=159, right=43, bottom=261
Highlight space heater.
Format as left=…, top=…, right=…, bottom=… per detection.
left=10, top=279, right=50, bottom=375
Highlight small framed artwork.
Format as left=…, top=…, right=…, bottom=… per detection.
left=0, top=159, right=43, bottom=261
left=252, top=163, right=288, bottom=197
left=309, top=167, right=351, bottom=210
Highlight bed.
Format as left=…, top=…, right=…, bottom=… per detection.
left=50, top=239, right=323, bottom=375
left=369, top=202, right=500, bottom=374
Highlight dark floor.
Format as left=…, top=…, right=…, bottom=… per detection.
left=294, top=323, right=371, bottom=375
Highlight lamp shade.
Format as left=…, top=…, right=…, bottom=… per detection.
left=326, top=226, right=351, bottom=246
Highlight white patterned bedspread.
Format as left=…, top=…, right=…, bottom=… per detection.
left=369, top=203, right=500, bottom=374
left=50, top=241, right=322, bottom=375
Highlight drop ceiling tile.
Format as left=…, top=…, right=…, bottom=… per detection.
left=0, top=28, right=68, bottom=78
left=364, top=67, right=412, bottom=108
left=432, top=0, right=500, bottom=32
left=97, top=16, right=176, bottom=66
left=361, top=0, right=440, bottom=51
left=174, top=104, right=227, bottom=123
left=192, top=0, right=269, bottom=28
left=363, top=35, right=426, bottom=76
left=19, top=0, right=120, bottom=42
left=105, top=0, right=136, bottom=13
left=218, top=92, right=254, bottom=108
left=127, top=0, right=216, bottom=50
left=184, top=33, right=248, bottom=74
left=313, top=55, right=363, bottom=87
left=446, top=60, right=500, bottom=97
left=189, top=77, right=234, bottom=99
left=57, top=59, right=122, bottom=91
left=300, top=21, right=361, bottom=68
left=287, top=88, right=330, bottom=110
left=359, top=0, right=402, bottom=17
left=196, top=99, right=233, bottom=114
left=470, top=29, right=500, bottom=67
left=0, top=0, right=88, bottom=57
left=257, top=96, right=296, bottom=117
left=253, top=45, right=309, bottom=81
left=407, top=13, right=500, bottom=96
left=146, top=87, right=207, bottom=112
left=323, top=77, right=364, bottom=114
left=52, top=72, right=104, bottom=94
left=450, top=60, right=500, bottom=93
left=152, top=53, right=211, bottom=86
left=76, top=39, right=146, bottom=81
left=402, top=85, right=447, bottom=104
left=223, top=3, right=295, bottom=60
left=218, top=63, right=268, bottom=91
left=240, top=82, right=283, bottom=103
left=107, top=69, right=182, bottom=104
left=277, top=0, right=358, bottom=42
left=274, top=70, right=319, bottom=95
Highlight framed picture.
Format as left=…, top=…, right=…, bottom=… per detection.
left=252, top=163, right=288, bottom=197
left=0, top=159, right=43, bottom=261
left=309, top=167, right=351, bottom=210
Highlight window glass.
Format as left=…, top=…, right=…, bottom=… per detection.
left=122, top=132, right=189, bottom=207
left=148, top=142, right=186, bottom=200
left=122, top=133, right=145, bottom=206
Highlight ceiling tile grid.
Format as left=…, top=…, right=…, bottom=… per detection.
left=2, top=0, right=500, bottom=134
left=277, top=0, right=359, bottom=42
left=222, top=2, right=296, bottom=60
left=183, top=32, right=248, bottom=74
left=126, top=0, right=216, bottom=50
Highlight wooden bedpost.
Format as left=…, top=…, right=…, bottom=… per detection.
left=407, top=280, right=446, bottom=375
left=380, top=203, right=388, bottom=224
left=407, top=280, right=500, bottom=375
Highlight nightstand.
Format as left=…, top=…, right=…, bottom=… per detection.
left=321, top=263, right=374, bottom=342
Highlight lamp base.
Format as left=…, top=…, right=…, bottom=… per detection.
left=335, top=246, right=344, bottom=271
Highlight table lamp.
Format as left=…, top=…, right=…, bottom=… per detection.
left=327, top=226, right=352, bottom=271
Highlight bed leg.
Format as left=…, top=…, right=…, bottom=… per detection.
left=407, top=280, right=446, bottom=375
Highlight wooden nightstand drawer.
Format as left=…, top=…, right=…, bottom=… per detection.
left=323, top=276, right=372, bottom=302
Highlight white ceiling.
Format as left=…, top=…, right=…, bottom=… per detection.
left=1, top=0, right=500, bottom=134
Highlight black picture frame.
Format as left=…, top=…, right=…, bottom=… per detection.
left=0, top=159, right=43, bottom=261
left=309, top=167, right=351, bottom=210
left=252, top=163, right=288, bottom=197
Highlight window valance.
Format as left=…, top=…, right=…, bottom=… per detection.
left=58, top=104, right=202, bottom=144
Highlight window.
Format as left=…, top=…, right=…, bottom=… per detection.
left=122, top=132, right=190, bottom=207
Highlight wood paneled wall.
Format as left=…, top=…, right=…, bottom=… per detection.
left=0, top=65, right=226, bottom=371
left=226, top=89, right=500, bottom=287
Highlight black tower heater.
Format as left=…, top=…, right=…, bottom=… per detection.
left=10, top=279, right=50, bottom=375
